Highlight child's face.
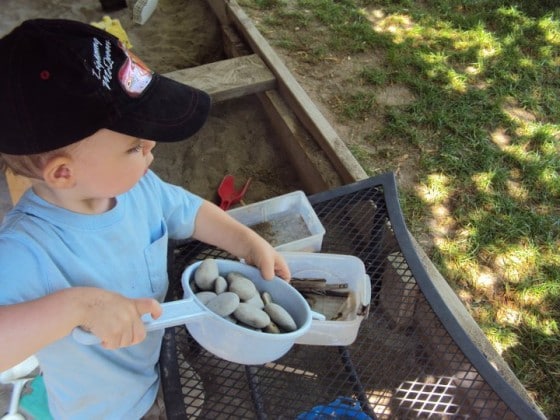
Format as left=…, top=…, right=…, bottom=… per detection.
left=70, top=129, right=156, bottom=199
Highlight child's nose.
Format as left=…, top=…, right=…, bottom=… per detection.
left=143, top=140, right=156, bottom=155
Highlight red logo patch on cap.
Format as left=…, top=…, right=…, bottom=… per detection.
left=118, top=47, right=153, bottom=97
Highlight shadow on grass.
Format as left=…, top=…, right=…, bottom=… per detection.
left=501, top=321, right=560, bottom=416
left=330, top=0, right=560, bottom=416
left=248, top=0, right=559, bottom=415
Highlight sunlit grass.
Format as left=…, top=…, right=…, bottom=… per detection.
left=242, top=0, right=560, bottom=415
left=415, top=173, right=451, bottom=204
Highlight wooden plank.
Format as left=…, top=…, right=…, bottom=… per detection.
left=207, top=0, right=228, bottom=25
left=5, top=169, right=32, bottom=205
left=215, top=0, right=368, bottom=184
left=0, top=170, right=13, bottom=217
left=260, top=90, right=337, bottom=193
left=164, top=54, right=275, bottom=103
left=221, top=24, right=251, bottom=57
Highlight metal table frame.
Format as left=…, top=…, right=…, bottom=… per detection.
left=160, top=172, right=543, bottom=419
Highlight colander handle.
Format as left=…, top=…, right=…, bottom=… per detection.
left=310, top=310, right=326, bottom=321
left=72, top=297, right=208, bottom=345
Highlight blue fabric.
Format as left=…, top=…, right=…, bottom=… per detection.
left=297, top=397, right=374, bottom=419
left=0, top=170, right=203, bottom=419
left=20, top=375, right=53, bottom=420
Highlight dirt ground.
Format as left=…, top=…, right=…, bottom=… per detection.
left=277, top=52, right=420, bottom=191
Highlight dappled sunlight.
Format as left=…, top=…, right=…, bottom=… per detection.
left=464, top=65, right=479, bottom=75
left=523, top=312, right=558, bottom=336
left=539, top=167, right=560, bottom=194
left=264, top=362, right=318, bottom=379
left=253, top=0, right=560, bottom=412
left=249, top=0, right=560, bottom=413
left=415, top=173, right=451, bottom=204
left=518, top=279, right=559, bottom=307
left=473, top=168, right=528, bottom=201
left=367, top=388, right=393, bottom=417
left=361, top=7, right=384, bottom=25
left=484, top=325, right=520, bottom=356
left=458, top=262, right=501, bottom=298
left=504, top=142, right=530, bottom=160
left=493, top=243, right=539, bottom=284
left=457, top=288, right=473, bottom=305
left=518, top=57, right=536, bottom=70
left=519, top=290, right=545, bottom=307
left=415, top=174, right=458, bottom=246
left=446, top=70, right=468, bottom=93
left=363, top=6, right=504, bottom=93
left=506, top=178, right=529, bottom=201
left=360, top=6, right=520, bottom=95
left=497, top=305, right=522, bottom=327
left=362, top=8, right=414, bottom=43
left=538, top=15, right=560, bottom=46
left=499, top=125, right=560, bottom=196
left=471, top=302, right=496, bottom=324
left=472, top=172, right=495, bottom=194
left=474, top=267, right=499, bottom=294
left=490, top=127, right=512, bottom=150
left=439, top=247, right=490, bottom=289
left=501, top=97, right=537, bottom=124
left=427, top=205, right=456, bottom=246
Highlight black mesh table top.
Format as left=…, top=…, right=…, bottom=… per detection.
left=160, top=172, right=543, bottom=419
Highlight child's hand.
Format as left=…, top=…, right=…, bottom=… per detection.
left=193, top=201, right=291, bottom=281
left=79, top=288, right=162, bottom=349
left=243, top=235, right=291, bottom=281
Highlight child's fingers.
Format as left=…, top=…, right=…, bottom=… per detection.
left=260, top=263, right=276, bottom=280
left=135, top=298, right=162, bottom=320
left=275, top=265, right=291, bottom=282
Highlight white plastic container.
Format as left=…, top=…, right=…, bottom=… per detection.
left=227, top=191, right=325, bottom=252
left=281, top=252, right=371, bottom=346
left=180, top=259, right=312, bottom=364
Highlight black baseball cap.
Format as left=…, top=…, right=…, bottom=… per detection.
left=0, top=19, right=212, bottom=155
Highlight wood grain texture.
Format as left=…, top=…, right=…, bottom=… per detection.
left=164, top=54, right=275, bottom=103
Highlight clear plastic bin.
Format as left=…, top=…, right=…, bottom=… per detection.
left=280, top=252, right=371, bottom=346
left=227, top=191, right=325, bottom=252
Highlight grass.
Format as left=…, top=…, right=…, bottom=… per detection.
left=240, top=0, right=560, bottom=416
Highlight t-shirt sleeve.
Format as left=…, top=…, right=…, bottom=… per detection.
left=0, top=237, right=52, bottom=305
left=143, top=171, right=204, bottom=240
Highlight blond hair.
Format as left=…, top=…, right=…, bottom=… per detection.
left=0, top=145, right=76, bottom=180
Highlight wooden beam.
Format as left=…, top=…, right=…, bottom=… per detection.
left=5, top=169, right=32, bottom=205
left=260, top=90, right=336, bottom=193
left=164, top=54, right=275, bottom=103
left=0, top=171, right=14, bottom=215
left=217, top=0, right=368, bottom=184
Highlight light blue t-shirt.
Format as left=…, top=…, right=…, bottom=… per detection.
left=0, top=170, right=203, bottom=419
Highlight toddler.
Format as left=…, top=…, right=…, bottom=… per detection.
left=0, top=19, right=289, bottom=418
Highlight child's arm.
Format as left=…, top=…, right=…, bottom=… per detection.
left=0, top=287, right=161, bottom=371
left=192, top=201, right=291, bottom=280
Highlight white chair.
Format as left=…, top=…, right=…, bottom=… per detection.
left=0, top=356, right=39, bottom=420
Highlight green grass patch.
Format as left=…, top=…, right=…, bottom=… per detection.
left=244, top=0, right=560, bottom=416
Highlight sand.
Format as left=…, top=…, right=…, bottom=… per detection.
left=0, top=0, right=303, bottom=205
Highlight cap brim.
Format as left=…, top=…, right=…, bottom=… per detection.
left=108, top=74, right=212, bottom=142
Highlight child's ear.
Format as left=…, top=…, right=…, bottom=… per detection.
left=42, top=156, right=76, bottom=188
